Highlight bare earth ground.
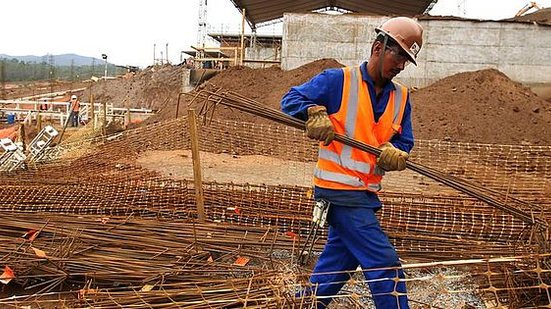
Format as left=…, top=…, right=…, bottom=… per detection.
left=137, top=150, right=315, bottom=187
left=136, top=150, right=450, bottom=194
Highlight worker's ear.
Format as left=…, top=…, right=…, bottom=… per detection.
left=372, top=41, right=382, bottom=57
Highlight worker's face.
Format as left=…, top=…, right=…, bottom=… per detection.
left=374, top=42, right=410, bottom=80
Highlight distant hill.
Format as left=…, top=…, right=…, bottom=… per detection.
left=0, top=53, right=108, bottom=66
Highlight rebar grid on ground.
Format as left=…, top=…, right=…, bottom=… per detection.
left=0, top=115, right=548, bottom=257
left=0, top=93, right=550, bottom=307
left=1, top=214, right=550, bottom=308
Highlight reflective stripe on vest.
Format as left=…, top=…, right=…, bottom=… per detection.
left=391, top=81, right=403, bottom=125
left=315, top=69, right=404, bottom=176
left=318, top=148, right=371, bottom=174
left=314, top=169, right=365, bottom=187
left=316, top=68, right=370, bottom=175
left=313, top=66, right=408, bottom=191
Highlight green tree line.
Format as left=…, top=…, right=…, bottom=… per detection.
left=0, top=58, right=127, bottom=82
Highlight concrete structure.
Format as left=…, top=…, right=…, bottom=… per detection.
left=208, top=33, right=281, bottom=68
left=282, top=13, right=551, bottom=89
left=245, top=45, right=280, bottom=68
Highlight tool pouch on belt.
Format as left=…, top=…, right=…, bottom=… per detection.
left=312, top=199, right=330, bottom=227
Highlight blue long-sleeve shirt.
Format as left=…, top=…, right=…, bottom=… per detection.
left=280, top=61, right=415, bottom=209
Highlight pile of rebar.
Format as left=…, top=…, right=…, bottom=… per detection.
left=2, top=212, right=551, bottom=308
left=0, top=213, right=308, bottom=307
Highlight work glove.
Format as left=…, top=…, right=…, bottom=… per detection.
left=377, top=142, right=408, bottom=171
left=305, top=106, right=335, bottom=146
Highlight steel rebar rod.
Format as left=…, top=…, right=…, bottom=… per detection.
left=190, top=89, right=547, bottom=228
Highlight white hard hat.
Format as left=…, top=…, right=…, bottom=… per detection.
left=71, top=95, right=77, bottom=99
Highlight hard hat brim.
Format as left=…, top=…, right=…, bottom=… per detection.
left=375, top=28, right=418, bottom=66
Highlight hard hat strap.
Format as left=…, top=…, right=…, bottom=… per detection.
left=378, top=33, right=389, bottom=82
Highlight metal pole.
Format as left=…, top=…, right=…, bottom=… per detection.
left=104, top=60, right=107, bottom=79
left=165, top=43, right=169, bottom=64
left=188, top=109, right=205, bottom=222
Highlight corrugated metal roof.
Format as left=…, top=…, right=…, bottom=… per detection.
left=228, top=0, right=437, bottom=27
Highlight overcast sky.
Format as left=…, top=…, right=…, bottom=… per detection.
left=1, top=0, right=550, bottom=68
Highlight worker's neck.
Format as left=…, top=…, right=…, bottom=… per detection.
left=367, top=59, right=389, bottom=89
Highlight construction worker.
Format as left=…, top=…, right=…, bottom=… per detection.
left=281, top=17, right=423, bottom=308
left=69, top=94, right=80, bottom=127
left=39, top=99, right=49, bottom=111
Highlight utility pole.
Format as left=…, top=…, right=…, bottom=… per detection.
left=165, top=43, right=169, bottom=64
left=102, top=54, right=108, bottom=80
left=153, top=43, right=156, bottom=65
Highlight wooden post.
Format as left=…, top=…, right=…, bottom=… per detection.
left=126, top=107, right=131, bottom=128
left=240, top=8, right=246, bottom=65
left=18, top=124, right=26, bottom=152
left=188, top=109, right=205, bottom=222
left=90, top=95, right=95, bottom=129
left=102, top=101, right=107, bottom=135
left=37, top=111, right=42, bottom=131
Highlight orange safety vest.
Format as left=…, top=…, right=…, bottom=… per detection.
left=313, top=66, right=408, bottom=192
left=70, top=100, right=80, bottom=112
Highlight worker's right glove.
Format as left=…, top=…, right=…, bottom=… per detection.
left=377, top=142, right=409, bottom=171
left=306, top=106, right=335, bottom=146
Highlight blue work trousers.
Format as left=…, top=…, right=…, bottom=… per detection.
left=310, top=205, right=409, bottom=308
left=70, top=111, right=79, bottom=127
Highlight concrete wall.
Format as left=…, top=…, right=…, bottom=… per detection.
left=245, top=46, right=281, bottom=68
left=282, top=13, right=551, bottom=87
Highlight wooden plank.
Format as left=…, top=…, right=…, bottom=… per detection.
left=188, top=109, right=206, bottom=222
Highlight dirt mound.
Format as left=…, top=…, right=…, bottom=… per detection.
left=83, top=64, right=183, bottom=111
left=145, top=59, right=344, bottom=124
left=93, top=60, right=550, bottom=145
left=411, top=68, right=551, bottom=144
left=511, top=8, right=551, bottom=24
left=2, top=80, right=90, bottom=100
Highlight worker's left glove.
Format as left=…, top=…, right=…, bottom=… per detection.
left=306, top=106, right=335, bottom=146
left=377, top=142, right=408, bottom=171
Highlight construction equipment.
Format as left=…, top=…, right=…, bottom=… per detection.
left=27, top=125, right=59, bottom=163
left=0, top=138, right=26, bottom=172
left=516, top=1, right=542, bottom=16
left=299, top=199, right=330, bottom=265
